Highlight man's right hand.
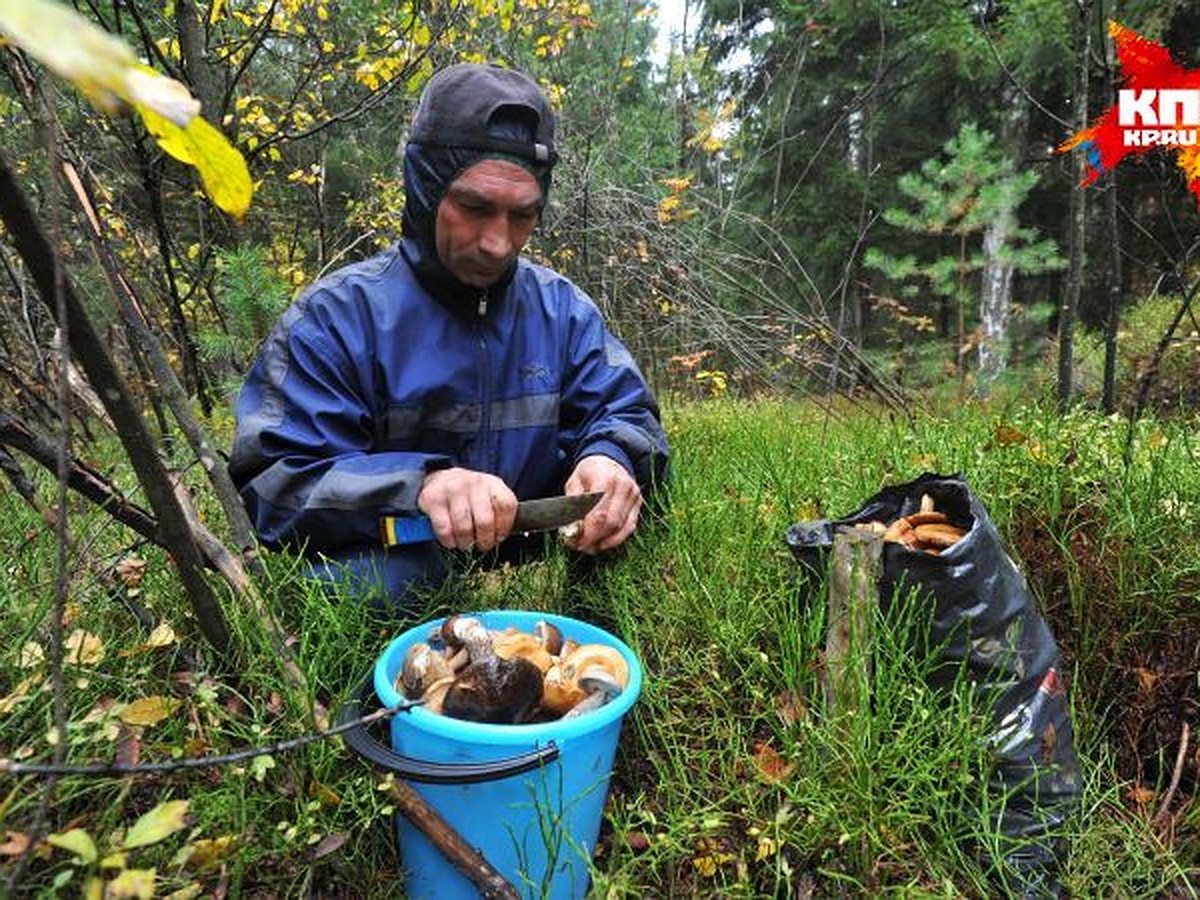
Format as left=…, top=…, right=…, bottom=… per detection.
left=417, top=468, right=518, bottom=552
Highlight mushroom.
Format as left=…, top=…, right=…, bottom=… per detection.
left=560, top=643, right=630, bottom=691
left=541, top=663, right=587, bottom=716
left=493, top=631, right=554, bottom=673
left=533, top=620, right=564, bottom=657
left=442, top=654, right=544, bottom=724
left=562, top=665, right=625, bottom=719
left=421, top=675, right=456, bottom=715
left=398, top=642, right=455, bottom=700
left=439, top=620, right=545, bottom=724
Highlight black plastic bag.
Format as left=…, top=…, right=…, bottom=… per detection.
left=785, top=473, right=1080, bottom=897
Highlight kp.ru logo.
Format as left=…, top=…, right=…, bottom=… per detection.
left=1118, top=89, right=1198, bottom=147
left=1060, top=21, right=1200, bottom=206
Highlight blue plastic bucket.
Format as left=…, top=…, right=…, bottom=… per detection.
left=372, top=610, right=643, bottom=899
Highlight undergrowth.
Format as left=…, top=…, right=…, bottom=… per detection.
left=0, top=397, right=1197, bottom=897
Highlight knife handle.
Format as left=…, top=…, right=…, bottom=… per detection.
left=379, top=515, right=436, bottom=547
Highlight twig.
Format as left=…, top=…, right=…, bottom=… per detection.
left=386, top=781, right=520, bottom=900
left=0, top=699, right=422, bottom=778
left=1152, top=721, right=1191, bottom=828
left=0, top=404, right=162, bottom=544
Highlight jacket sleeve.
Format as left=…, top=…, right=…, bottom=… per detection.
left=229, top=297, right=450, bottom=551
left=558, top=288, right=669, bottom=496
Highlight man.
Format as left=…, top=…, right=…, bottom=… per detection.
left=230, top=63, right=669, bottom=603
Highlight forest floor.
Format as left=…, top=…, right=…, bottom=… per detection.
left=1, top=395, right=1197, bottom=897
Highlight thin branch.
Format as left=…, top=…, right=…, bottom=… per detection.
left=1153, top=721, right=1191, bottom=828
left=0, top=699, right=422, bottom=778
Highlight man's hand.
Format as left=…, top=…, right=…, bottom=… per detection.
left=417, top=468, right=518, bottom=552
left=563, top=455, right=642, bottom=555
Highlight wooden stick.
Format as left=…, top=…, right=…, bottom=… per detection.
left=824, top=526, right=883, bottom=721
left=386, top=781, right=519, bottom=900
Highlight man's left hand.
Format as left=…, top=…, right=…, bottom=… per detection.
left=563, top=455, right=642, bottom=555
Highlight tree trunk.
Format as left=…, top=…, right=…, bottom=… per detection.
left=0, top=149, right=231, bottom=654
left=978, top=86, right=1029, bottom=393
left=1101, top=12, right=1123, bottom=414
left=1057, top=0, right=1094, bottom=409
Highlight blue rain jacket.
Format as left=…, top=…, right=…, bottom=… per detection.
left=230, top=239, right=669, bottom=552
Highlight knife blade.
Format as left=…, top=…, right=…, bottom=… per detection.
left=379, top=492, right=604, bottom=547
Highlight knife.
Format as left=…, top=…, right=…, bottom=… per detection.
left=379, top=492, right=605, bottom=547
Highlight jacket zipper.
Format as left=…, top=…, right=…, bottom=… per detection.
left=476, top=291, right=493, bottom=471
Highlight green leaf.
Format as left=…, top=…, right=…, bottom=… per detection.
left=47, top=828, right=98, bottom=864
left=123, top=800, right=190, bottom=849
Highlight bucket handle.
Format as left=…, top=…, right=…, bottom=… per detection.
left=337, top=676, right=560, bottom=785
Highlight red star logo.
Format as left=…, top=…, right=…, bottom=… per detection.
left=1059, top=21, right=1200, bottom=206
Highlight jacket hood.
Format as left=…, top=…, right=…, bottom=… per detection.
left=399, top=64, right=556, bottom=316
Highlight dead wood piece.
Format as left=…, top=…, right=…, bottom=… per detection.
left=825, top=529, right=883, bottom=721
left=386, top=780, right=519, bottom=900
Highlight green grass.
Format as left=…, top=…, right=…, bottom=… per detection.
left=1, top=397, right=1197, bottom=896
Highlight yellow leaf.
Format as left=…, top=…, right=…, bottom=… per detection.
left=181, top=835, right=236, bottom=869
left=0, top=0, right=134, bottom=111
left=108, top=868, right=157, bottom=899
left=120, top=695, right=181, bottom=727
left=101, top=851, right=127, bottom=869
left=146, top=621, right=177, bottom=648
left=124, top=67, right=200, bottom=126
left=754, top=835, right=778, bottom=862
left=123, top=800, right=190, bottom=849
left=64, top=629, right=105, bottom=666
left=18, top=642, right=43, bottom=669
left=165, top=885, right=204, bottom=900
left=85, top=876, right=104, bottom=900
left=208, top=0, right=226, bottom=25
left=135, top=104, right=254, bottom=219
left=47, top=828, right=98, bottom=864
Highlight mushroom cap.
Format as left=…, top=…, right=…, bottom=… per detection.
left=442, top=655, right=545, bottom=724
left=439, top=615, right=486, bottom=649
left=533, top=620, right=564, bottom=656
left=399, top=642, right=454, bottom=699
left=561, top=643, right=629, bottom=690
left=541, top=663, right=587, bottom=715
left=493, top=632, right=554, bottom=673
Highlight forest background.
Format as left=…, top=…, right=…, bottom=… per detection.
left=1, top=0, right=1199, bottom=896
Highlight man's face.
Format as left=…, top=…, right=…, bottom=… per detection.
left=435, top=159, right=542, bottom=288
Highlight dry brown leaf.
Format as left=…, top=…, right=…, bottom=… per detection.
left=115, top=557, right=147, bottom=587
left=623, top=831, right=651, bottom=852
left=774, top=690, right=807, bottom=728
left=1128, top=785, right=1156, bottom=807
left=120, top=696, right=181, bottom=727
left=0, top=831, right=30, bottom=856
left=115, top=723, right=141, bottom=766
left=992, top=424, right=1028, bottom=447
left=1134, top=667, right=1158, bottom=694
left=752, top=740, right=795, bottom=782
